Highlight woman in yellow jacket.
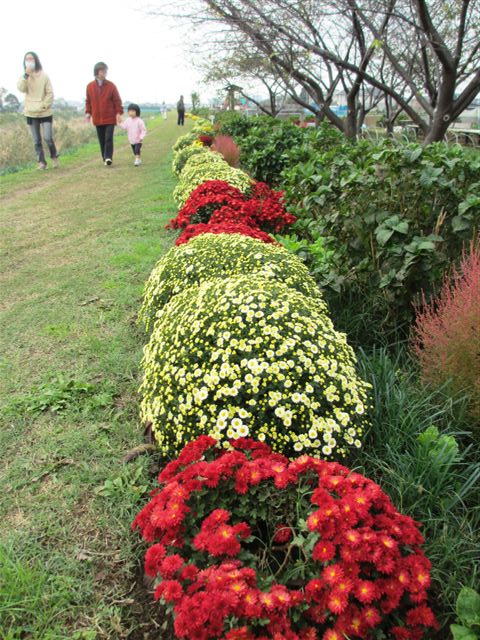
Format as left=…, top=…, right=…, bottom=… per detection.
left=17, top=51, right=59, bottom=169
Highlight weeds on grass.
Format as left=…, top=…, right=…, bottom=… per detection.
left=350, top=346, right=480, bottom=634
left=1, top=375, right=116, bottom=417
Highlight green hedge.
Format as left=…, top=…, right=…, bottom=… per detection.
left=282, top=135, right=480, bottom=329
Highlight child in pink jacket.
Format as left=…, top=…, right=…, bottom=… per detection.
left=117, top=103, right=147, bottom=166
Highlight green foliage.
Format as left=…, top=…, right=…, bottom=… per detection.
left=173, top=151, right=253, bottom=207
left=237, top=120, right=306, bottom=185
left=1, top=375, right=115, bottom=416
left=139, top=233, right=324, bottom=331
left=214, top=111, right=261, bottom=139
left=276, top=231, right=346, bottom=293
left=94, top=461, right=151, bottom=516
left=190, top=117, right=214, bottom=136
left=451, top=587, right=480, bottom=639
left=281, top=135, right=480, bottom=329
left=140, top=274, right=371, bottom=458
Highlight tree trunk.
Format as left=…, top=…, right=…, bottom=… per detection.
left=423, top=73, right=456, bottom=144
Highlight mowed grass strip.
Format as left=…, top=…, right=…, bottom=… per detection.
left=0, top=114, right=188, bottom=638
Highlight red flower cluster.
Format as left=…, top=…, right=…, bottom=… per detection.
left=199, top=135, right=214, bottom=147
left=167, top=181, right=246, bottom=229
left=175, top=223, right=277, bottom=246
left=133, top=436, right=437, bottom=640
left=166, top=179, right=296, bottom=237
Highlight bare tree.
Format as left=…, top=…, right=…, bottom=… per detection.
left=350, top=0, right=480, bottom=142
left=147, top=0, right=480, bottom=142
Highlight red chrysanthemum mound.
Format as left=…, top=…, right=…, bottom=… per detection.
left=243, top=182, right=297, bottom=233
left=175, top=224, right=277, bottom=246
left=166, top=180, right=296, bottom=235
left=133, top=436, right=437, bottom=640
left=166, top=180, right=246, bottom=230
left=412, top=238, right=480, bottom=419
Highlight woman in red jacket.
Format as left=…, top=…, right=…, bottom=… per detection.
left=85, top=62, right=123, bottom=166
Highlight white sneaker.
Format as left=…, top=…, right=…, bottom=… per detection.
left=134, top=158, right=142, bottom=166
left=104, top=158, right=112, bottom=166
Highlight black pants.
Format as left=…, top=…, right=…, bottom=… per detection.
left=131, top=143, right=142, bottom=156
left=177, top=110, right=185, bottom=125
left=96, top=124, right=115, bottom=160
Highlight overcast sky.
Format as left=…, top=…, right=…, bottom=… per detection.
left=2, top=0, right=212, bottom=105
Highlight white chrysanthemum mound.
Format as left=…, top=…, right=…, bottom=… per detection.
left=140, top=275, right=370, bottom=458
left=139, top=233, right=326, bottom=332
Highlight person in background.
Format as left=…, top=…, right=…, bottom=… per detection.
left=117, top=103, right=147, bottom=166
left=162, top=101, right=167, bottom=120
left=17, top=51, right=59, bottom=170
left=177, top=95, right=185, bottom=125
left=85, top=62, right=123, bottom=166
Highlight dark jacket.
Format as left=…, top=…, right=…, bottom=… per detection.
left=86, top=79, right=123, bottom=126
left=177, top=99, right=185, bottom=112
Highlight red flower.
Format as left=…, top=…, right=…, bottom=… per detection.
left=159, top=554, right=184, bottom=578
left=354, top=579, right=378, bottom=604
left=406, top=605, right=438, bottom=628
left=154, top=579, right=183, bottom=603
left=144, top=542, right=166, bottom=576
left=273, top=524, right=293, bottom=544
left=134, top=437, right=437, bottom=640
left=312, top=541, right=336, bottom=562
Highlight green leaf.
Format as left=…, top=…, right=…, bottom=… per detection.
left=457, top=587, right=480, bottom=628
left=450, top=624, right=478, bottom=640
left=375, top=228, right=395, bottom=245
left=452, top=215, right=472, bottom=233
left=405, top=147, right=422, bottom=162
left=391, top=220, right=409, bottom=234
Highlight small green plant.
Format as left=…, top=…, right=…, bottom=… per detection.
left=451, top=587, right=480, bottom=639
left=2, top=375, right=115, bottom=416
left=95, top=464, right=150, bottom=504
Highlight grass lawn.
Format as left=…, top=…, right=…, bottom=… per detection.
left=0, top=114, right=188, bottom=638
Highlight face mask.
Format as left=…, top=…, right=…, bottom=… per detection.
left=25, top=61, right=36, bottom=70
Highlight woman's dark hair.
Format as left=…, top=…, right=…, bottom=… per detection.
left=23, top=51, right=42, bottom=71
left=93, top=62, right=108, bottom=77
left=127, top=103, right=140, bottom=116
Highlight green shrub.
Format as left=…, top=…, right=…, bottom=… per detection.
left=214, top=111, right=261, bottom=139
left=140, top=274, right=371, bottom=458
left=237, top=120, right=306, bottom=185
left=173, top=152, right=253, bottom=207
left=171, top=142, right=206, bottom=177
left=282, top=137, right=480, bottom=329
left=139, top=233, right=326, bottom=331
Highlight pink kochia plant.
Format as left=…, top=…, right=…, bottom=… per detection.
left=211, top=135, right=241, bottom=167
left=133, top=436, right=438, bottom=640
left=412, top=239, right=480, bottom=419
